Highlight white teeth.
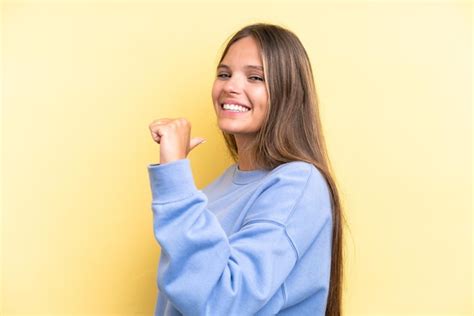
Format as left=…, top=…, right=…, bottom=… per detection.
left=222, top=103, right=250, bottom=112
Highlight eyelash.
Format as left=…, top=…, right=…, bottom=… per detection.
left=250, top=76, right=264, bottom=82
left=217, top=73, right=264, bottom=82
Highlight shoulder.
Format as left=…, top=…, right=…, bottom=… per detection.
left=269, top=160, right=323, bottom=181
left=265, top=161, right=330, bottom=198
left=242, top=161, right=333, bottom=259
left=243, top=161, right=332, bottom=226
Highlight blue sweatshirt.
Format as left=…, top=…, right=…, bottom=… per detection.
left=147, top=159, right=333, bottom=315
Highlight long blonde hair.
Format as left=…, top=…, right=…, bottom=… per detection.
left=217, top=23, right=346, bottom=315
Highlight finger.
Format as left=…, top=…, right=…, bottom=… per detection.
left=151, top=131, right=161, bottom=143
left=149, top=124, right=165, bottom=143
left=149, top=118, right=172, bottom=130
left=156, top=118, right=173, bottom=125
left=189, top=137, right=206, bottom=152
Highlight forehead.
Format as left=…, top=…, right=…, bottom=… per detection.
left=222, top=36, right=263, bottom=65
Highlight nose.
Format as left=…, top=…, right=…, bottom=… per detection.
left=223, top=74, right=243, bottom=94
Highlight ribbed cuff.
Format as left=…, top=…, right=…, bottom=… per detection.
left=147, top=159, right=198, bottom=203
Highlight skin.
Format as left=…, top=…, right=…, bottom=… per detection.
left=149, top=36, right=268, bottom=170
left=148, top=117, right=204, bottom=165
left=212, top=36, right=269, bottom=170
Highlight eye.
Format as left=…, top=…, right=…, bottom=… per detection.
left=249, top=75, right=264, bottom=82
left=217, top=72, right=230, bottom=79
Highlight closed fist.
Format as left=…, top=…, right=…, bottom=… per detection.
left=149, top=118, right=206, bottom=164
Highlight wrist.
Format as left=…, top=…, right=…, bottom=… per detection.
left=160, top=154, right=187, bottom=165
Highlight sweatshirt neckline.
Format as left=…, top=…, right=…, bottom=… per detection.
left=232, top=165, right=270, bottom=185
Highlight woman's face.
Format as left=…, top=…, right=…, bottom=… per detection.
left=212, top=36, right=269, bottom=141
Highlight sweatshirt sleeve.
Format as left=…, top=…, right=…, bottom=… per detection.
left=147, top=159, right=331, bottom=315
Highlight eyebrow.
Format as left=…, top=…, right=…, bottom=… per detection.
left=217, top=63, right=263, bottom=71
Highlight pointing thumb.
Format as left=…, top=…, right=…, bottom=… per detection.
left=189, top=137, right=206, bottom=152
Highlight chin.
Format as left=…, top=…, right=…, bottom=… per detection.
left=217, top=121, right=260, bottom=135
left=219, top=127, right=238, bottom=135
left=218, top=122, right=237, bottom=133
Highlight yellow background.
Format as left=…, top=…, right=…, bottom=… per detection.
left=1, top=0, right=472, bottom=315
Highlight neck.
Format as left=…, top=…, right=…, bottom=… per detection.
left=235, top=135, right=257, bottom=171
left=237, top=154, right=254, bottom=171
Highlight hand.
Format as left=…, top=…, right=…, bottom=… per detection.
left=149, top=118, right=206, bottom=164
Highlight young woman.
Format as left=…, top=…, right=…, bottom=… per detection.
left=148, top=23, right=344, bottom=316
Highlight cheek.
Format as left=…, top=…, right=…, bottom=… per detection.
left=211, top=81, right=221, bottom=103
left=254, top=88, right=269, bottom=110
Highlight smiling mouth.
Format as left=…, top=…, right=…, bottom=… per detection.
left=220, top=103, right=251, bottom=112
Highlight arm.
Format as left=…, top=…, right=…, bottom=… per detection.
left=148, top=159, right=331, bottom=315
